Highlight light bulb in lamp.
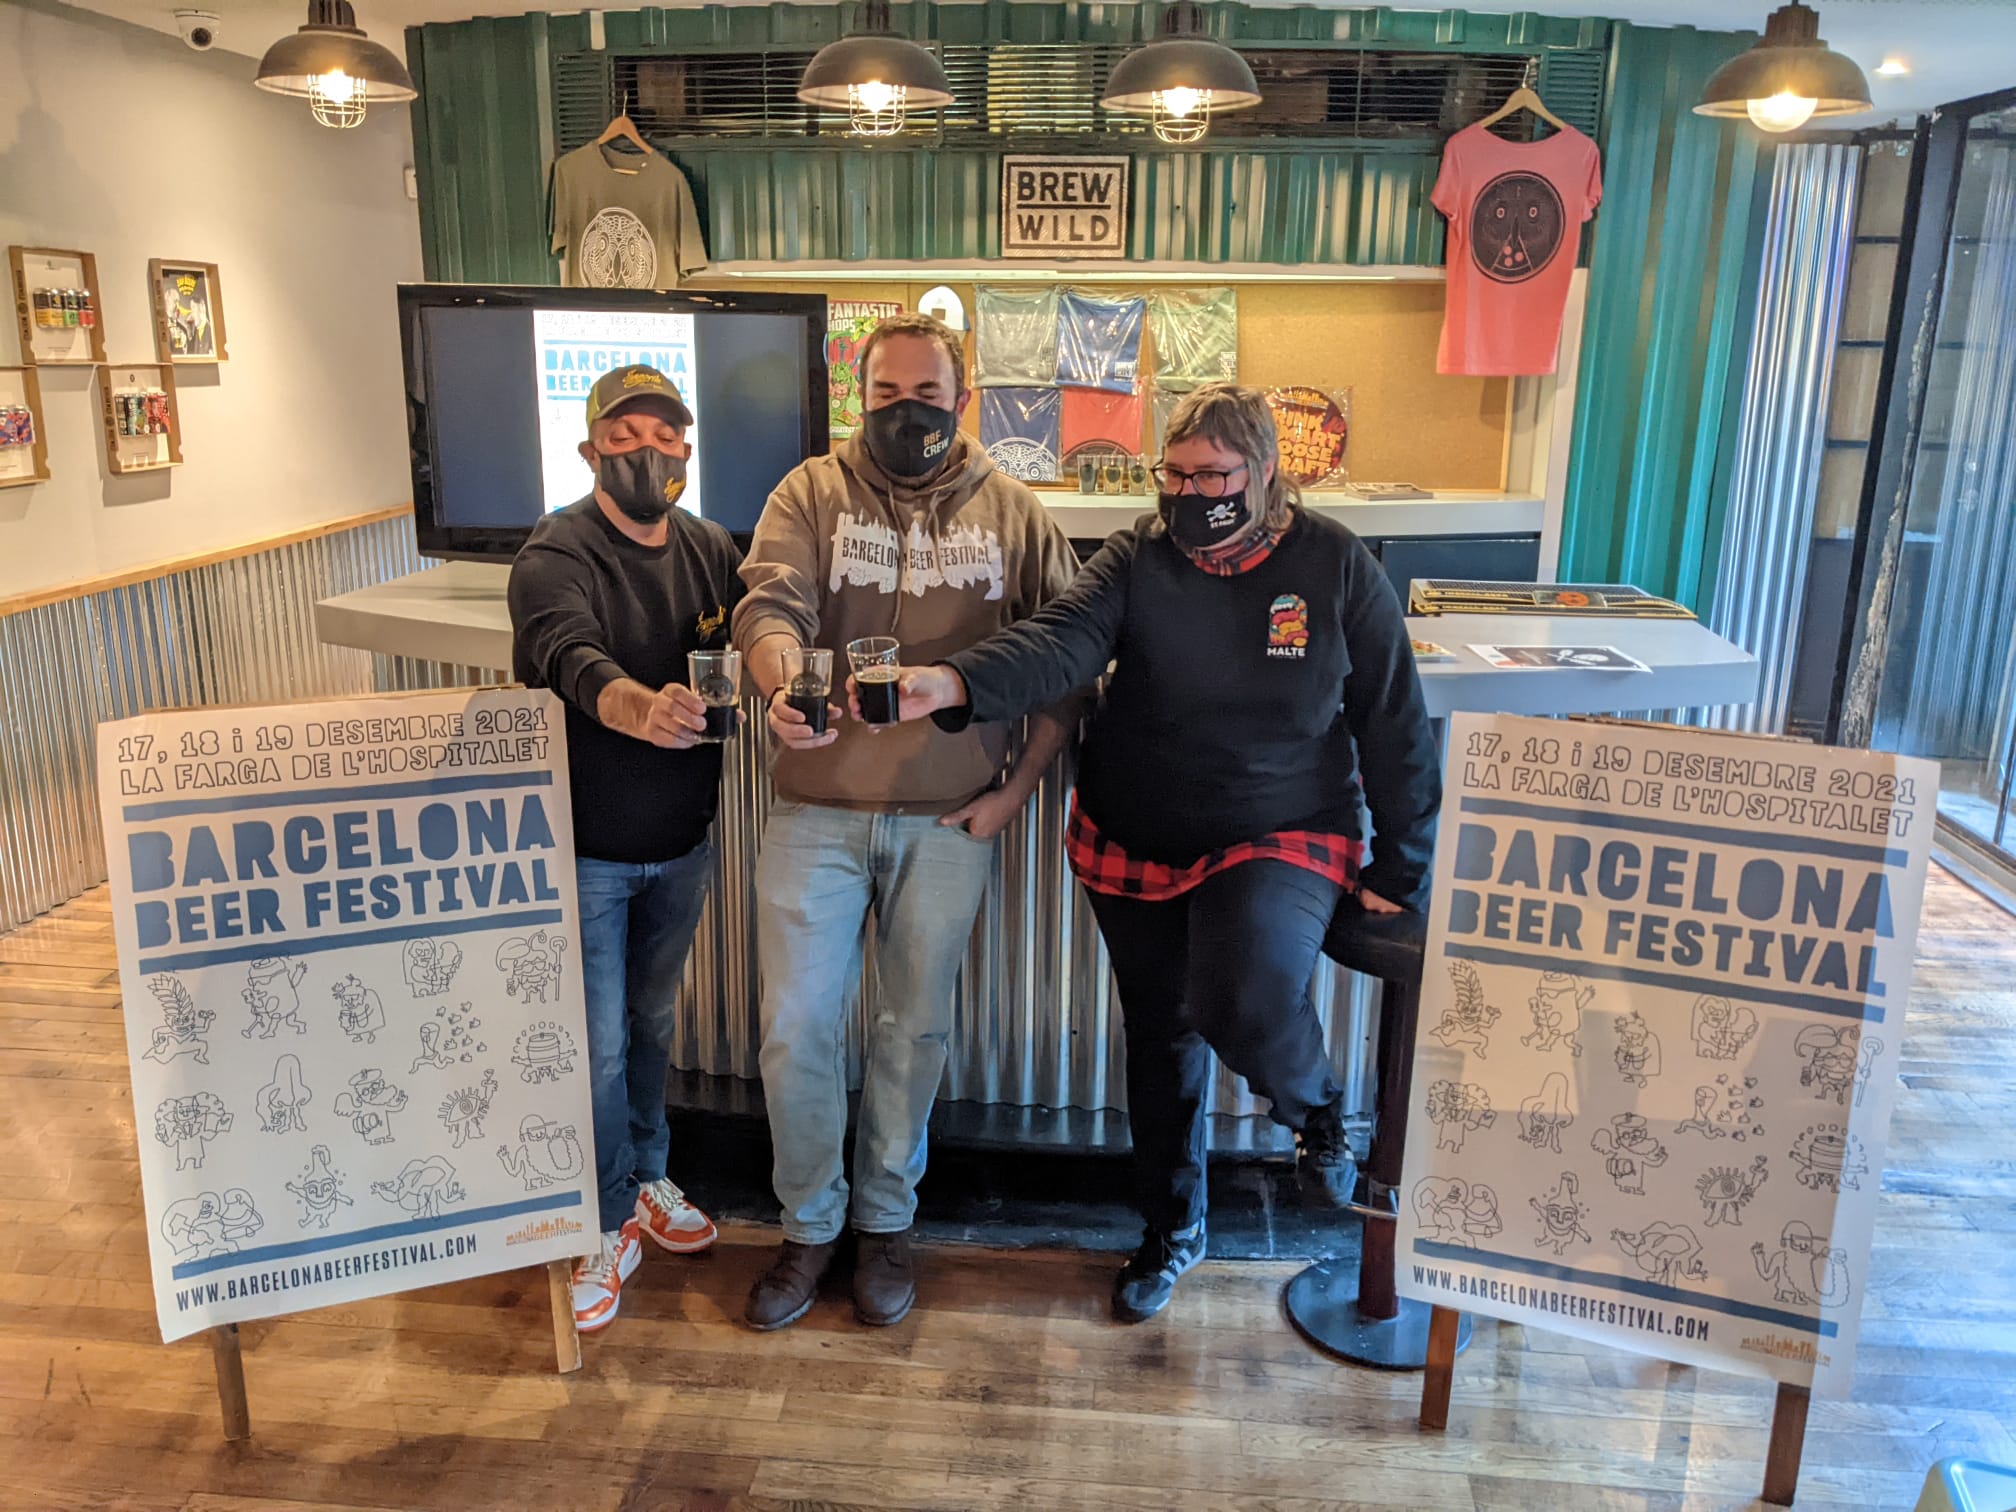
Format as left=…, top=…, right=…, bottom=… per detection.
left=1745, top=89, right=1818, bottom=132
left=848, top=79, right=907, bottom=137
left=1151, top=86, right=1211, bottom=144
left=310, top=67, right=366, bottom=128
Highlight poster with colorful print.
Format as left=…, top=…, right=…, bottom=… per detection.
left=1266, top=386, right=1352, bottom=488
left=98, top=688, right=598, bottom=1341
left=1395, top=713, right=1936, bottom=1396
left=826, top=300, right=904, bottom=439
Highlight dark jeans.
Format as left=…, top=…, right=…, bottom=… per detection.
left=1088, top=860, right=1345, bottom=1235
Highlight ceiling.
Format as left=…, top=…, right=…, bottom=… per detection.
left=48, top=0, right=2016, bottom=125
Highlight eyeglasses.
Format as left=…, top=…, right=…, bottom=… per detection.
left=1150, top=460, right=1250, bottom=497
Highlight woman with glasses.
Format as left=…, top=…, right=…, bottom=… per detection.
left=871, top=383, right=1440, bottom=1322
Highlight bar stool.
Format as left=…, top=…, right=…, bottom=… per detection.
left=1283, top=905, right=1474, bottom=1369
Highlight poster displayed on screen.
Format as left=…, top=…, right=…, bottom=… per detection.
left=534, top=308, right=700, bottom=517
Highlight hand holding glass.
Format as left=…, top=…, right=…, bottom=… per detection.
left=688, top=649, right=742, bottom=743
left=780, top=647, right=834, bottom=737
left=846, top=637, right=902, bottom=726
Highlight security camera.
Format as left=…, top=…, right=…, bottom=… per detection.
left=175, top=10, right=221, bottom=50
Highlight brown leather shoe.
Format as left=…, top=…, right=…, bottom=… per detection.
left=853, top=1228, right=917, bottom=1326
left=744, top=1237, right=839, bottom=1331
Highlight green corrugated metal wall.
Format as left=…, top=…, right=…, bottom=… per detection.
left=1563, top=23, right=1771, bottom=607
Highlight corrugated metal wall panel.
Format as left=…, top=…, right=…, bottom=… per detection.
left=1700, top=143, right=1862, bottom=734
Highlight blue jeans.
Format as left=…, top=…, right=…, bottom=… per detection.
left=576, top=845, right=714, bottom=1233
left=755, top=799, right=997, bottom=1244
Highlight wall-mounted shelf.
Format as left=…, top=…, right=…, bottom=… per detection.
left=693, top=260, right=1449, bottom=286
left=0, top=367, right=51, bottom=489
left=98, top=363, right=184, bottom=476
left=8, top=245, right=109, bottom=367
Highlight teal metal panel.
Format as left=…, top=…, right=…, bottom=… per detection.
left=1559, top=22, right=1770, bottom=606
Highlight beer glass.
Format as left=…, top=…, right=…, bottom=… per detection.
left=780, top=647, right=833, bottom=737
left=847, top=636, right=901, bottom=726
left=688, top=649, right=742, bottom=743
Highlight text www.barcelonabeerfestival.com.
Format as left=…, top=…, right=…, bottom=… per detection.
left=1411, top=1264, right=1712, bottom=1342
left=175, top=1233, right=477, bottom=1312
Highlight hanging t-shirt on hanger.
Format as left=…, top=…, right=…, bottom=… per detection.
left=548, top=142, right=709, bottom=289
left=1432, top=123, right=1602, bottom=376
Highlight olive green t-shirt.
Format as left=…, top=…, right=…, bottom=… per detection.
left=547, top=142, right=708, bottom=289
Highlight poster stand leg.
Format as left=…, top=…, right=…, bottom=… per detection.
left=1418, top=1305, right=1462, bottom=1430
left=208, top=1324, right=250, bottom=1441
left=1763, top=1383, right=1810, bottom=1505
left=548, top=1259, right=583, bottom=1374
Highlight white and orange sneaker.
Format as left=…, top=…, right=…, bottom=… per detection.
left=636, top=1178, right=718, bottom=1254
left=571, top=1219, right=643, bottom=1333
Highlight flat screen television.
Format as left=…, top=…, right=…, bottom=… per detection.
left=398, top=284, right=828, bottom=560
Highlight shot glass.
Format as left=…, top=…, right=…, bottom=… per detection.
left=688, top=649, right=743, bottom=743
left=846, top=636, right=901, bottom=726
left=780, top=646, right=833, bottom=737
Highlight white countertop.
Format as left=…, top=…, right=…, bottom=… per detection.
left=316, top=563, right=1759, bottom=718
left=1040, top=489, right=1544, bottom=542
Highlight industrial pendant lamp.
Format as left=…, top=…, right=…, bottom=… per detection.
left=255, top=0, right=416, bottom=129
left=796, top=0, right=954, bottom=139
left=1693, top=2, right=1872, bottom=133
left=1100, top=1, right=1260, bottom=146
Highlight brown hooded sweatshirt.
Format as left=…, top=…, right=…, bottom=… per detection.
left=732, top=432, right=1080, bottom=813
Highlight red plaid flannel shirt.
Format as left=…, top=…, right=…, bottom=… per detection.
left=1066, top=801, right=1365, bottom=902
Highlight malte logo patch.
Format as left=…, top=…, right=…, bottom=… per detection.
left=1268, top=594, right=1309, bottom=659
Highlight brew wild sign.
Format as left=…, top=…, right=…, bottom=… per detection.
left=1001, top=156, right=1129, bottom=259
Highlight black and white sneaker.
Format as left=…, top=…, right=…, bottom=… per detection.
left=1112, top=1222, right=1207, bottom=1323
left=1295, top=1097, right=1358, bottom=1209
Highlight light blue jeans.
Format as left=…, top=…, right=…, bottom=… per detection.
left=576, top=845, right=714, bottom=1234
left=755, top=799, right=996, bottom=1244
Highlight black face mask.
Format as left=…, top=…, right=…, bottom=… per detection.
left=597, top=447, right=687, bottom=523
left=1159, top=489, right=1252, bottom=552
left=863, top=398, right=957, bottom=481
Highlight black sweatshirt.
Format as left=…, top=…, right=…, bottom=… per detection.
left=508, top=498, right=744, bottom=864
left=936, top=510, right=1441, bottom=908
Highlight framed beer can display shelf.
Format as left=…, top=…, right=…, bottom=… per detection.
left=8, top=245, right=108, bottom=367
left=0, top=366, right=51, bottom=489
left=98, top=363, right=184, bottom=474
left=149, top=259, right=228, bottom=364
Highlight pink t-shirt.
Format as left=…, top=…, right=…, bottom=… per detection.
left=1432, top=124, right=1603, bottom=377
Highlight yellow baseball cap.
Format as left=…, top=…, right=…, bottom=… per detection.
left=585, top=364, right=693, bottom=432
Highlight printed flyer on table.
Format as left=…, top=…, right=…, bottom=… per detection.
left=97, top=687, right=598, bottom=1341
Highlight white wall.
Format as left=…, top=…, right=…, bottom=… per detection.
left=0, top=0, right=422, bottom=599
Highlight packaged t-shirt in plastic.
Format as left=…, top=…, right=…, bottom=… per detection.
left=1148, top=288, right=1238, bottom=391
left=1061, top=386, right=1144, bottom=460
left=973, top=287, right=1060, bottom=387
left=1056, top=290, right=1144, bottom=393
left=980, top=387, right=1062, bottom=483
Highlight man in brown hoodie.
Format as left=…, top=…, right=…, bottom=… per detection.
left=732, top=313, right=1080, bottom=1330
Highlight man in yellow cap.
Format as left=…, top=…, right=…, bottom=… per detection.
left=507, top=363, right=735, bottom=1334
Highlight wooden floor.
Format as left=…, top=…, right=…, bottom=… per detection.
left=3, top=877, right=2014, bottom=1512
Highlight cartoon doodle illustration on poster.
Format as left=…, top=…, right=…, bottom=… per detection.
left=160, top=1188, right=264, bottom=1261
left=1517, top=1072, right=1575, bottom=1155
left=333, top=1068, right=408, bottom=1146
left=1752, top=1221, right=1853, bottom=1307
left=1522, top=970, right=1589, bottom=1056
left=254, top=1053, right=312, bottom=1134
left=1531, top=1172, right=1591, bottom=1255
left=512, top=1020, right=579, bottom=1084
left=1412, top=1177, right=1503, bottom=1247
left=1425, top=1080, right=1495, bottom=1152
left=1856, top=1035, right=1884, bottom=1109
left=288, top=1144, right=353, bottom=1230
left=1789, top=1123, right=1869, bottom=1193
left=1696, top=1154, right=1771, bottom=1228
left=373, top=1156, right=466, bottom=1220
left=1430, top=961, right=1501, bottom=1057
left=1796, top=1025, right=1862, bottom=1106
left=410, top=1003, right=486, bottom=1073
left=1690, top=994, right=1758, bottom=1061
left=242, top=957, right=309, bottom=1039
left=497, top=931, right=567, bottom=1005
left=332, top=974, right=387, bottom=1044
left=401, top=937, right=464, bottom=997
left=1613, top=1222, right=1708, bottom=1287
left=139, top=974, right=215, bottom=1065
left=1675, top=1085, right=1727, bottom=1140
left=1613, top=1008, right=1662, bottom=1089
left=1590, top=1112, right=1669, bottom=1195
left=1675, top=1073, right=1767, bottom=1143
left=437, top=1069, right=499, bottom=1149
left=154, top=1091, right=231, bottom=1170
left=497, top=1114, right=588, bottom=1191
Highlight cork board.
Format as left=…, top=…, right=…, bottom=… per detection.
left=709, top=278, right=1509, bottom=490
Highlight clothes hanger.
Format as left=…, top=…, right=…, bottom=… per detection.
left=595, top=92, right=654, bottom=163
left=1474, top=59, right=1568, bottom=133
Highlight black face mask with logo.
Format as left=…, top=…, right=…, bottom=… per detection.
left=863, top=398, right=957, bottom=481
left=1158, top=488, right=1253, bottom=552
left=598, top=447, right=687, bottom=524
